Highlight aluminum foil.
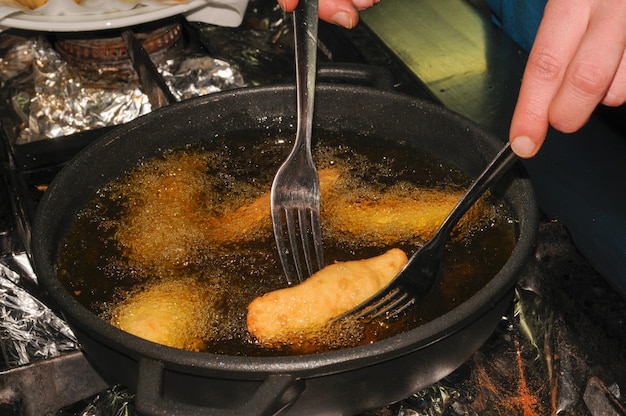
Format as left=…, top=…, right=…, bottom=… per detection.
left=0, top=33, right=245, bottom=144
left=0, top=261, right=78, bottom=368
left=57, top=385, right=134, bottom=416
left=0, top=34, right=34, bottom=82
left=160, top=55, right=245, bottom=101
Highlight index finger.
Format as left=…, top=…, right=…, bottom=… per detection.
left=277, top=0, right=298, bottom=12
left=277, top=0, right=361, bottom=28
left=509, top=0, right=589, bottom=157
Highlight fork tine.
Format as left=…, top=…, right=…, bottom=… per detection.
left=285, top=208, right=307, bottom=282
left=357, top=288, right=406, bottom=320
left=291, top=207, right=325, bottom=281
left=334, top=286, right=414, bottom=322
left=296, top=208, right=313, bottom=277
left=272, top=207, right=295, bottom=285
left=309, top=208, right=325, bottom=272
left=298, top=207, right=324, bottom=276
left=368, top=290, right=415, bottom=320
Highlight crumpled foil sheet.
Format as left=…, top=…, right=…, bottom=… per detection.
left=0, top=33, right=245, bottom=144
left=0, top=261, right=78, bottom=368
left=55, top=385, right=134, bottom=416
left=160, top=55, right=245, bottom=101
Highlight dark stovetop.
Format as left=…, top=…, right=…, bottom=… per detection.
left=1, top=1, right=626, bottom=415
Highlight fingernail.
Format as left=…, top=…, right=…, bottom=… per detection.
left=330, top=11, right=354, bottom=28
left=510, top=136, right=538, bottom=158
left=354, top=0, right=378, bottom=9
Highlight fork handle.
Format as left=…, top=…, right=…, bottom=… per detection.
left=293, top=0, right=318, bottom=152
left=434, top=142, right=517, bottom=246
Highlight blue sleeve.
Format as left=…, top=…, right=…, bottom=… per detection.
left=486, top=0, right=547, bottom=51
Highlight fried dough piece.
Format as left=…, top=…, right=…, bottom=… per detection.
left=109, top=277, right=218, bottom=351
left=246, top=248, right=408, bottom=344
left=114, top=152, right=213, bottom=268
left=205, top=167, right=341, bottom=241
left=323, top=188, right=485, bottom=246
left=115, top=159, right=340, bottom=269
left=318, top=167, right=341, bottom=187
left=207, top=191, right=270, bottom=240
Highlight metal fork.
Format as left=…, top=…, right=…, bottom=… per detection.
left=270, top=0, right=323, bottom=284
left=336, top=142, right=518, bottom=321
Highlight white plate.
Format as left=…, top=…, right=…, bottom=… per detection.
left=0, top=0, right=247, bottom=32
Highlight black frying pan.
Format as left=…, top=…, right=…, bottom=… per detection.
left=31, top=66, right=538, bottom=416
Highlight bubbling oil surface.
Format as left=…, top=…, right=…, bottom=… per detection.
left=57, top=132, right=516, bottom=356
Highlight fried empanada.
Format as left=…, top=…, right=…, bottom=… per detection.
left=115, top=158, right=340, bottom=269
left=114, top=152, right=213, bottom=268
left=323, top=187, right=485, bottom=246
left=206, top=167, right=340, bottom=241
left=246, top=248, right=408, bottom=344
left=109, top=277, right=218, bottom=351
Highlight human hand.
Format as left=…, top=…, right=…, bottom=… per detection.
left=509, top=0, right=626, bottom=158
left=277, top=0, right=379, bottom=29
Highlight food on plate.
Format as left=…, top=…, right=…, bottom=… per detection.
left=109, top=276, right=220, bottom=351
left=246, top=248, right=408, bottom=344
left=14, top=0, right=79, bottom=9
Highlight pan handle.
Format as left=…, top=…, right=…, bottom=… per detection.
left=134, top=358, right=305, bottom=416
left=317, top=63, right=394, bottom=91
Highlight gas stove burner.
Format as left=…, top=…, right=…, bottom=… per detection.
left=54, top=21, right=183, bottom=71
